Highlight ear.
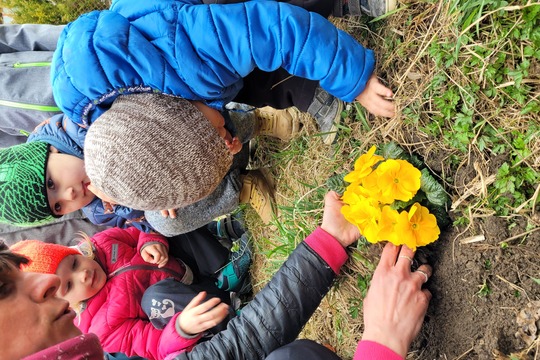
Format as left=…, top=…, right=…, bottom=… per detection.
left=50, top=145, right=59, bottom=153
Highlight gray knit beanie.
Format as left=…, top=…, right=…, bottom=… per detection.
left=84, top=93, right=233, bottom=210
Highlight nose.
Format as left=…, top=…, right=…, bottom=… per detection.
left=27, top=272, right=61, bottom=302
left=63, top=187, right=76, bottom=201
left=81, top=269, right=91, bottom=284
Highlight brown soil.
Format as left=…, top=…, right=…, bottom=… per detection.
left=250, top=2, right=540, bottom=358
left=412, top=217, right=540, bottom=359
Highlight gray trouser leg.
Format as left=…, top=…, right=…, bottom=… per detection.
left=225, top=102, right=257, bottom=143
left=145, top=169, right=242, bottom=236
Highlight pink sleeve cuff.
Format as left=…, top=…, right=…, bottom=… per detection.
left=304, top=227, right=348, bottom=274
left=353, top=341, right=403, bottom=360
left=159, top=312, right=201, bottom=359
left=137, top=232, right=168, bottom=253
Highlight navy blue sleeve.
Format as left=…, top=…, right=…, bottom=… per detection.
left=82, top=199, right=155, bottom=233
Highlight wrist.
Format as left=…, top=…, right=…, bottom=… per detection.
left=361, top=328, right=408, bottom=358
left=175, top=316, right=199, bottom=339
left=320, top=224, right=347, bottom=248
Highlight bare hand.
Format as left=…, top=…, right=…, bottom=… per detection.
left=87, top=183, right=116, bottom=205
left=160, top=209, right=177, bottom=219
left=361, top=244, right=432, bottom=357
left=355, top=75, right=395, bottom=118
left=225, top=137, right=242, bottom=155
left=320, top=191, right=361, bottom=248
left=178, top=292, right=230, bottom=335
left=141, top=243, right=169, bottom=268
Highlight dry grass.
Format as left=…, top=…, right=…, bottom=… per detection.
left=247, top=0, right=539, bottom=358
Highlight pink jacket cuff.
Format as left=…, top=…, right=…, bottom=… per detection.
left=159, top=312, right=201, bottom=359
left=353, top=340, right=403, bottom=360
left=304, top=227, right=348, bottom=274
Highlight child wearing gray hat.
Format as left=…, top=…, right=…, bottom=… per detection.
left=0, top=95, right=295, bottom=233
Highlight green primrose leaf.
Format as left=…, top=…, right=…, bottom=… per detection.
left=420, top=168, right=449, bottom=207
left=327, top=173, right=347, bottom=195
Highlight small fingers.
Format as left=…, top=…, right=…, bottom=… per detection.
left=368, top=97, right=395, bottom=118
left=371, top=77, right=394, bottom=98
left=157, top=256, right=169, bottom=268
left=161, top=209, right=169, bottom=218
left=184, top=292, right=207, bottom=312
left=193, top=297, right=223, bottom=315
left=196, top=303, right=230, bottom=332
left=141, top=252, right=151, bottom=263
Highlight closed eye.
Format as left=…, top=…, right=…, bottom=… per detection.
left=0, top=281, right=13, bottom=299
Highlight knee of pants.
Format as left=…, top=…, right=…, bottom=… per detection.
left=141, top=278, right=197, bottom=329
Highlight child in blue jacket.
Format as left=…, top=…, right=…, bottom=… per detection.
left=0, top=0, right=396, bottom=231
left=49, top=0, right=396, bottom=215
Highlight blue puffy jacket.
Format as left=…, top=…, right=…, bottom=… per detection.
left=27, top=115, right=154, bottom=232
left=51, top=0, right=375, bottom=126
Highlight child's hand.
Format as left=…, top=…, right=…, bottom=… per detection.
left=225, top=137, right=242, bottom=155
left=355, top=75, right=395, bottom=118
left=87, top=183, right=117, bottom=204
left=178, top=291, right=230, bottom=335
left=141, top=243, right=169, bottom=268
left=160, top=209, right=177, bottom=219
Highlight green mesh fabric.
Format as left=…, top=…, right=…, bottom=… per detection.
left=0, top=141, right=54, bottom=226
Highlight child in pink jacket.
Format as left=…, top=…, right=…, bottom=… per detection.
left=11, top=227, right=236, bottom=360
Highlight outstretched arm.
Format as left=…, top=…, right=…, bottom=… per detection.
left=53, top=0, right=394, bottom=124
left=355, top=244, right=432, bottom=359
left=172, top=192, right=358, bottom=360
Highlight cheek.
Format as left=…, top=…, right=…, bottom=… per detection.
left=0, top=305, right=49, bottom=357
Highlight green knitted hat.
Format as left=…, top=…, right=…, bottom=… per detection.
left=0, top=141, right=54, bottom=226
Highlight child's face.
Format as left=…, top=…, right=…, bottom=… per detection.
left=55, top=254, right=106, bottom=306
left=46, top=149, right=95, bottom=216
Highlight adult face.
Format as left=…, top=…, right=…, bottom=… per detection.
left=0, top=265, right=81, bottom=359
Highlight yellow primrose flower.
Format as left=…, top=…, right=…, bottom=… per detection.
left=341, top=146, right=440, bottom=250
left=371, top=159, right=421, bottom=204
left=361, top=170, right=385, bottom=204
left=341, top=197, right=381, bottom=237
left=392, top=203, right=440, bottom=250
left=343, top=146, right=384, bottom=185
left=341, top=183, right=372, bottom=205
left=374, top=205, right=401, bottom=244
left=407, top=203, right=440, bottom=247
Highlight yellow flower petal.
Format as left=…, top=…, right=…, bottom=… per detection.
left=340, top=197, right=381, bottom=236
left=408, top=203, right=440, bottom=247
left=343, top=146, right=384, bottom=184
left=372, top=159, right=421, bottom=203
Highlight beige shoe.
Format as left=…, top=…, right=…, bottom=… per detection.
left=254, top=106, right=300, bottom=142
left=239, top=170, right=276, bottom=224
